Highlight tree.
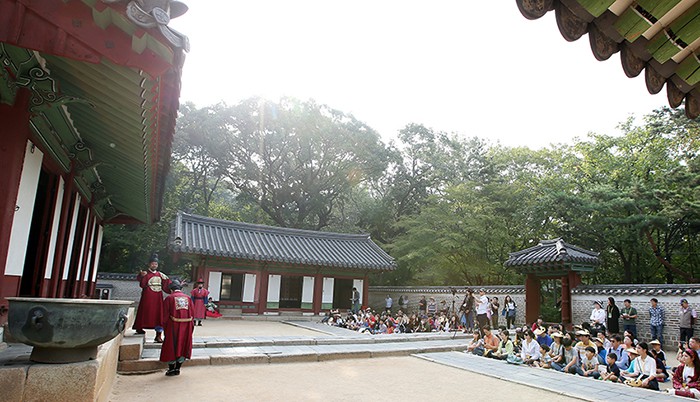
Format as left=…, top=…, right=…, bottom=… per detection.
left=222, top=97, right=391, bottom=230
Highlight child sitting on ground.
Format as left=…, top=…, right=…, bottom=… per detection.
left=577, top=346, right=601, bottom=378
left=534, top=344, right=552, bottom=368
left=601, top=352, right=621, bottom=382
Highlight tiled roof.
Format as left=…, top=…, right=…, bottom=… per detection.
left=171, top=212, right=396, bottom=271
left=370, top=285, right=525, bottom=294
left=504, top=238, right=600, bottom=268
left=514, top=0, right=700, bottom=118
left=572, top=284, right=700, bottom=297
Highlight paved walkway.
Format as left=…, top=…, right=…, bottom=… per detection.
left=416, top=351, right=678, bottom=402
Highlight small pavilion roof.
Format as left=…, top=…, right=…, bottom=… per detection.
left=504, top=238, right=600, bottom=270
left=171, top=212, right=396, bottom=271
left=515, top=0, right=700, bottom=118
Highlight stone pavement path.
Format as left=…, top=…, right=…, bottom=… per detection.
left=416, top=351, right=679, bottom=402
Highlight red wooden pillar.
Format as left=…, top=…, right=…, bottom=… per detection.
left=312, top=273, right=323, bottom=315
left=256, top=267, right=269, bottom=314
left=525, top=273, right=541, bottom=325
left=0, top=89, right=31, bottom=323
left=560, top=274, right=571, bottom=327
left=362, top=273, right=369, bottom=310
left=568, top=270, right=581, bottom=289
left=49, top=171, right=75, bottom=297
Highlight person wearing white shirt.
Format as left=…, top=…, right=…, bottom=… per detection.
left=590, top=300, right=607, bottom=332
left=521, top=330, right=541, bottom=364
left=625, top=342, right=659, bottom=391
left=475, top=288, right=489, bottom=334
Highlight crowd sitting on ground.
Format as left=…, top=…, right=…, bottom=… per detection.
left=322, top=289, right=514, bottom=335
left=462, top=315, right=700, bottom=397
left=321, top=307, right=462, bottom=334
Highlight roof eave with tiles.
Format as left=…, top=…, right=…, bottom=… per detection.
left=170, top=211, right=396, bottom=271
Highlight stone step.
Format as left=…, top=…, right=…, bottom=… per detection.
left=117, top=342, right=470, bottom=374
left=142, top=332, right=471, bottom=349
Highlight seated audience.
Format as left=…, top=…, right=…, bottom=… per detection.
left=552, top=338, right=578, bottom=374
left=520, top=329, right=541, bottom=365
left=670, top=348, right=700, bottom=398
left=601, top=352, right=621, bottom=383
left=576, top=346, right=601, bottom=379
left=623, top=342, right=659, bottom=391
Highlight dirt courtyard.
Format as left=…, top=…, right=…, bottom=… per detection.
left=110, top=356, right=579, bottom=401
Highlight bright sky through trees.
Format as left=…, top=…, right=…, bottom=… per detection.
left=170, top=0, right=667, bottom=149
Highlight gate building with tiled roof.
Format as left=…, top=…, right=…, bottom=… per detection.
left=170, top=211, right=396, bottom=314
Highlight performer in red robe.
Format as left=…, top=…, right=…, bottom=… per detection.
left=132, top=254, right=171, bottom=343
left=190, top=278, right=209, bottom=326
left=160, top=280, right=194, bottom=376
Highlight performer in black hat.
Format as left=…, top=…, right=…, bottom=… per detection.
left=160, top=280, right=194, bottom=376
left=133, top=253, right=171, bottom=343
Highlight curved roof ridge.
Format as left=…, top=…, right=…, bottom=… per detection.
left=171, top=211, right=395, bottom=271
left=178, top=211, right=371, bottom=240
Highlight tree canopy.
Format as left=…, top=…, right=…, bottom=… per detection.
left=99, top=102, right=700, bottom=286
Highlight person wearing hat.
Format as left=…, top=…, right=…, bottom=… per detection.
left=680, top=299, right=698, bottom=345
left=648, top=298, right=665, bottom=346
left=574, top=329, right=597, bottom=366
left=620, top=346, right=640, bottom=382
left=590, top=300, right=606, bottom=333
left=593, top=337, right=607, bottom=364
left=190, top=278, right=209, bottom=326
left=160, top=280, right=194, bottom=376
left=133, top=253, right=171, bottom=343
left=535, top=326, right=552, bottom=347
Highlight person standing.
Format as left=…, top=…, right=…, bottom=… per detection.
left=648, top=298, right=665, bottom=345
left=460, top=289, right=475, bottom=332
left=475, top=288, right=489, bottom=334
left=160, top=280, right=194, bottom=376
left=490, top=296, right=500, bottom=329
left=351, top=287, right=360, bottom=313
left=384, top=294, right=393, bottom=314
left=590, top=300, right=607, bottom=333
left=620, top=299, right=638, bottom=339
left=503, top=295, right=517, bottom=329
left=680, top=298, right=698, bottom=344
left=190, top=278, right=209, bottom=326
left=418, top=295, right=427, bottom=316
left=133, top=253, right=171, bottom=343
left=398, top=295, right=407, bottom=312
left=607, top=297, right=620, bottom=335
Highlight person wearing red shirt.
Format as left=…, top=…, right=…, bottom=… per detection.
left=160, top=280, right=194, bottom=376
left=133, top=254, right=171, bottom=343
left=190, top=278, right=209, bottom=326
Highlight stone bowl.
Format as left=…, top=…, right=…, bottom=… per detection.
left=7, top=297, right=132, bottom=363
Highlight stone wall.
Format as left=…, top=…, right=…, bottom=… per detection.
left=572, top=284, right=700, bottom=345
left=368, top=285, right=526, bottom=327
left=96, top=273, right=188, bottom=305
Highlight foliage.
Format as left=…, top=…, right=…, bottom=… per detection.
left=100, top=102, right=700, bottom=287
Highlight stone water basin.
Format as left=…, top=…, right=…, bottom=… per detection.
left=7, top=297, right=131, bottom=363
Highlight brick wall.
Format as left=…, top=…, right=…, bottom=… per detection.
left=368, top=285, right=526, bottom=327
left=572, top=284, right=700, bottom=346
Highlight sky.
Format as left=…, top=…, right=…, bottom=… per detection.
left=169, top=1, right=668, bottom=149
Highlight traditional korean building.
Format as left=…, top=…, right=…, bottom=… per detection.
left=515, top=0, right=700, bottom=118
left=170, top=212, right=397, bottom=314
left=504, top=238, right=600, bottom=327
left=0, top=0, right=188, bottom=326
